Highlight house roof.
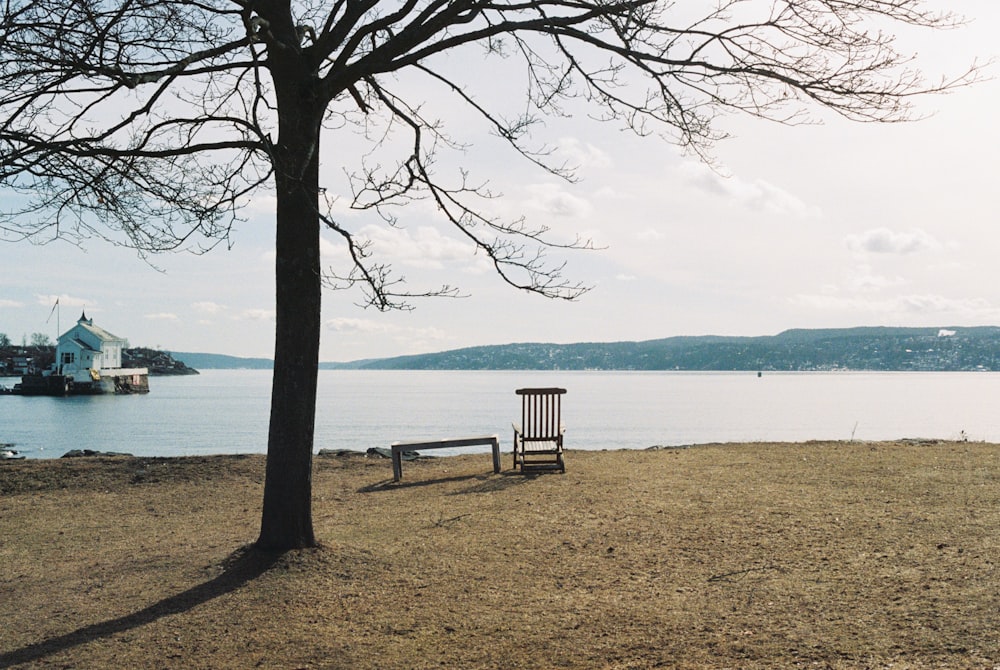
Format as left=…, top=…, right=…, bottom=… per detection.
left=59, top=312, right=124, bottom=344
left=62, top=337, right=101, bottom=354
left=76, top=321, right=124, bottom=344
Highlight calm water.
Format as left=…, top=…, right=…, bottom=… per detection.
left=2, top=370, right=998, bottom=459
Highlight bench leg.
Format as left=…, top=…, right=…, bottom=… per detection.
left=392, top=449, right=403, bottom=481
left=491, top=438, right=501, bottom=473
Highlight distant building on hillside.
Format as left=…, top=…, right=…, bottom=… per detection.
left=17, top=312, right=149, bottom=395
left=12, top=355, right=33, bottom=375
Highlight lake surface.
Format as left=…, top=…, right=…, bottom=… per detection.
left=2, top=370, right=999, bottom=459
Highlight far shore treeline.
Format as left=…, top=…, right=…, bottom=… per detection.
left=7, top=326, right=1000, bottom=375
left=0, top=338, right=198, bottom=377
left=172, top=326, right=1000, bottom=372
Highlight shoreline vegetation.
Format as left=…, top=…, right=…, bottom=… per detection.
left=0, top=345, right=198, bottom=378
left=2, top=441, right=998, bottom=668
left=7, top=327, right=1000, bottom=374
left=187, top=326, right=1000, bottom=371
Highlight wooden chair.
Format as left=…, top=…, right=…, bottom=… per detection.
left=513, top=387, right=567, bottom=472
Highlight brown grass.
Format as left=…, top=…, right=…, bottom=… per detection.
left=1, top=442, right=999, bottom=669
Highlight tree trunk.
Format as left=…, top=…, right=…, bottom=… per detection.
left=256, top=67, right=323, bottom=550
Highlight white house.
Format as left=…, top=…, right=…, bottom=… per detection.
left=16, top=311, right=148, bottom=395
left=55, top=311, right=125, bottom=376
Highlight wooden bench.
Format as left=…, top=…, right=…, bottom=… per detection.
left=390, top=434, right=501, bottom=481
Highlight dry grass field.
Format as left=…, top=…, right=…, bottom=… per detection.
left=1, top=441, right=998, bottom=669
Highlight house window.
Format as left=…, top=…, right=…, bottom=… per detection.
left=61, top=352, right=75, bottom=365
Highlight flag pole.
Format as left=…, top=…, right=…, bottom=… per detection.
left=46, top=298, right=60, bottom=343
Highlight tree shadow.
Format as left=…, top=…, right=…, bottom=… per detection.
left=358, top=470, right=544, bottom=494
left=358, top=473, right=482, bottom=492
left=453, top=471, right=546, bottom=494
left=0, top=545, right=281, bottom=668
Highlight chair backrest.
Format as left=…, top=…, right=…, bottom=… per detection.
left=516, top=387, right=567, bottom=440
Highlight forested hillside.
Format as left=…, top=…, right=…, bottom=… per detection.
left=337, top=327, right=1000, bottom=371
left=58, top=327, right=1000, bottom=372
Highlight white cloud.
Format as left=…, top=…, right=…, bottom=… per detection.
left=845, top=228, right=940, bottom=255
left=35, top=294, right=89, bottom=308
left=593, top=185, right=622, bottom=199
left=896, top=294, right=993, bottom=315
left=326, top=317, right=393, bottom=334
left=0, top=299, right=23, bottom=308
left=247, top=194, right=277, bottom=213
left=791, top=292, right=1000, bottom=320
left=523, top=183, right=594, bottom=219
left=616, top=274, right=637, bottom=281
left=636, top=228, right=666, bottom=241
left=404, top=325, right=451, bottom=344
left=145, top=312, right=179, bottom=321
left=361, top=224, right=474, bottom=269
left=458, top=254, right=494, bottom=276
left=192, top=301, right=224, bottom=314
left=240, top=309, right=276, bottom=321
left=324, top=317, right=451, bottom=349
left=847, top=265, right=906, bottom=293
left=319, top=236, right=347, bottom=262
left=556, top=137, right=613, bottom=169
left=675, top=162, right=818, bottom=217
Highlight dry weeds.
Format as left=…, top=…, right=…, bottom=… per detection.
left=1, top=442, right=998, bottom=669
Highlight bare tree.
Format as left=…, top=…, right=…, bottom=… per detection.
left=0, top=1, right=979, bottom=550
left=29, top=332, right=53, bottom=347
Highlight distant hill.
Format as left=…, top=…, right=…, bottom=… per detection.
left=171, top=352, right=385, bottom=370
left=172, top=326, right=1000, bottom=372
left=171, top=352, right=274, bottom=370
left=342, top=326, right=1000, bottom=371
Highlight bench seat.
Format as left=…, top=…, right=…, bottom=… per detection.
left=390, top=434, right=501, bottom=481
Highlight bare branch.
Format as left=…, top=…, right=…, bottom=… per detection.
left=345, top=76, right=593, bottom=301
left=319, top=207, right=465, bottom=311
left=0, top=0, right=985, bottom=552
left=0, top=0, right=985, bottom=300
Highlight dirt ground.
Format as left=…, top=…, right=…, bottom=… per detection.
left=1, top=441, right=998, bottom=669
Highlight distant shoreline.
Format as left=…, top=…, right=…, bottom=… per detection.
left=172, top=326, right=1000, bottom=372
left=1, top=437, right=974, bottom=464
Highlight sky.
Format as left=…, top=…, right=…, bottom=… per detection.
left=2, top=2, right=1000, bottom=363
